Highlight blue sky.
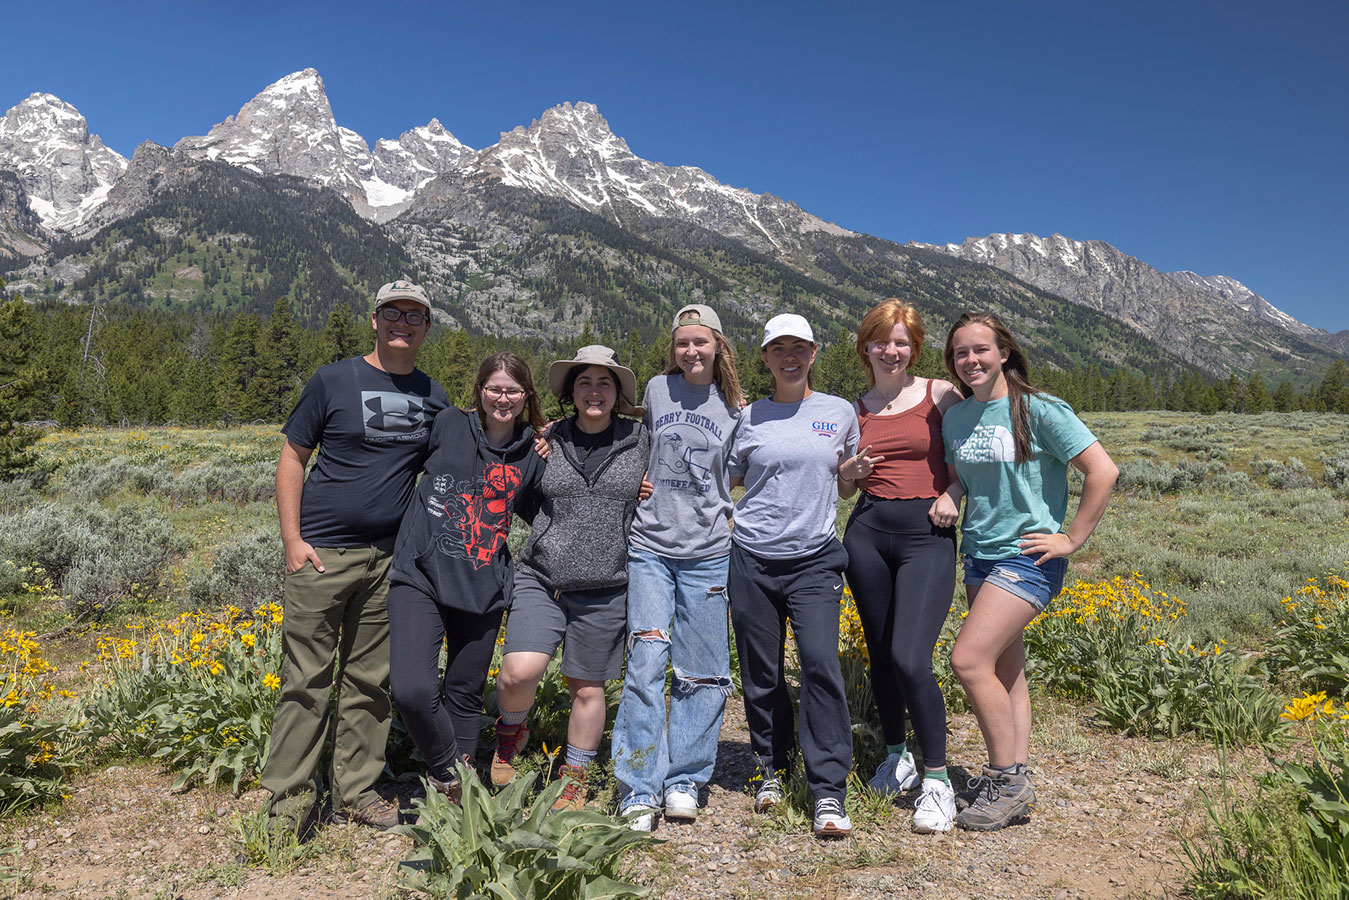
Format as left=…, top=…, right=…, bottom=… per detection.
left=6, top=0, right=1346, bottom=332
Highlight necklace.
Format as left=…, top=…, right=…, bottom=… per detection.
left=873, top=375, right=915, bottom=413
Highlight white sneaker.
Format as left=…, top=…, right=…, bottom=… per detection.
left=754, top=776, right=784, bottom=813
left=664, top=790, right=698, bottom=821
left=812, top=797, right=852, bottom=837
left=912, top=778, right=956, bottom=833
left=868, top=750, right=920, bottom=795
left=625, top=805, right=656, bottom=832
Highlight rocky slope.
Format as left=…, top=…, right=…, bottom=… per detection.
left=911, top=232, right=1342, bottom=379
left=0, top=169, right=48, bottom=260
left=0, top=92, right=127, bottom=232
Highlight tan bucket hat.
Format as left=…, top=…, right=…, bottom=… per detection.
left=548, top=345, right=640, bottom=416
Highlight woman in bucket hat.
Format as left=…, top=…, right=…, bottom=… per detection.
left=490, top=345, right=651, bottom=810
left=726, top=313, right=861, bottom=838
left=612, top=304, right=745, bottom=832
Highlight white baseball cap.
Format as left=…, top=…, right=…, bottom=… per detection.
left=761, top=313, right=815, bottom=347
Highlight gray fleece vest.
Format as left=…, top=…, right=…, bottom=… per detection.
left=517, top=416, right=650, bottom=592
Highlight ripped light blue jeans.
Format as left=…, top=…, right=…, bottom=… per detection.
left=613, top=547, right=733, bottom=812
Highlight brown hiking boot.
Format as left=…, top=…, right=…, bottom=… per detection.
left=955, top=766, right=1035, bottom=831
left=491, top=719, right=530, bottom=787
left=427, top=773, right=461, bottom=805
left=551, top=764, right=589, bottom=811
left=332, top=795, right=400, bottom=830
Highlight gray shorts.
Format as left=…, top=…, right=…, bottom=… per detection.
left=503, top=568, right=628, bottom=681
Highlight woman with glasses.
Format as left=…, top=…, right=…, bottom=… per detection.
left=387, top=351, right=547, bottom=802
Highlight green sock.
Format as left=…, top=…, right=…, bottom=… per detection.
left=923, top=766, right=950, bottom=785
left=887, top=742, right=908, bottom=757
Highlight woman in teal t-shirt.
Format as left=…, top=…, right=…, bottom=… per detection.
left=940, top=312, right=1118, bottom=833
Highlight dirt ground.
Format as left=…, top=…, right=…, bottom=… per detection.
left=2, top=700, right=1232, bottom=900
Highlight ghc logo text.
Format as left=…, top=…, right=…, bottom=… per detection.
left=811, top=421, right=839, bottom=436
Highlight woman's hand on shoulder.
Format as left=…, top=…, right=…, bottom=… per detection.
left=932, top=379, right=963, bottom=414
left=533, top=419, right=561, bottom=459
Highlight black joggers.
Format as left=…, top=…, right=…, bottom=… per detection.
left=387, top=583, right=502, bottom=780
left=728, top=539, right=853, bottom=803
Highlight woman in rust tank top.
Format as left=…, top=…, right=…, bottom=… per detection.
left=836, top=299, right=964, bottom=833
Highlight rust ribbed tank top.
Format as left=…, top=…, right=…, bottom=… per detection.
left=856, top=380, right=949, bottom=500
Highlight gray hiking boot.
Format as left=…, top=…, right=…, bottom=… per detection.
left=955, top=766, right=1035, bottom=831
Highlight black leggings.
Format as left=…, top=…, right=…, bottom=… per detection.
left=842, top=495, right=955, bottom=770
left=387, top=583, right=502, bottom=779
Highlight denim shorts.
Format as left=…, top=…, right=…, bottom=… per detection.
left=962, top=552, right=1068, bottom=612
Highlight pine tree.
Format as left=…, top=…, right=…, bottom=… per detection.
left=317, top=303, right=365, bottom=367
left=1317, top=360, right=1348, bottom=413
left=217, top=312, right=267, bottom=423
left=0, top=292, right=41, bottom=477
left=1272, top=380, right=1298, bottom=412
left=1245, top=374, right=1273, bottom=413
left=256, top=298, right=304, bottom=421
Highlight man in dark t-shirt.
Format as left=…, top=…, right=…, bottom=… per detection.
left=262, top=280, right=449, bottom=832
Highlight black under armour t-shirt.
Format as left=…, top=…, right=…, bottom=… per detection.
left=283, top=356, right=449, bottom=547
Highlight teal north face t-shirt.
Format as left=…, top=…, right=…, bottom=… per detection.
left=942, top=393, right=1097, bottom=560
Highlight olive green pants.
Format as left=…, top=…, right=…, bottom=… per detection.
left=262, top=541, right=394, bottom=820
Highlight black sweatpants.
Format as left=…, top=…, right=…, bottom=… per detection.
left=842, top=495, right=955, bottom=770
left=387, top=583, right=502, bottom=780
left=728, top=539, right=852, bottom=802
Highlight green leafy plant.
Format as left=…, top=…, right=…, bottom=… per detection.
left=1091, top=634, right=1283, bottom=745
left=0, top=628, right=73, bottom=816
left=1267, top=576, right=1349, bottom=695
left=234, top=808, right=320, bottom=874
left=81, top=603, right=284, bottom=791
left=399, top=762, right=650, bottom=899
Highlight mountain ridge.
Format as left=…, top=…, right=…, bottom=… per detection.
left=0, top=70, right=1343, bottom=383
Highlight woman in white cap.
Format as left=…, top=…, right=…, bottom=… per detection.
left=612, top=304, right=744, bottom=832
left=490, top=345, right=651, bottom=811
left=726, top=313, right=861, bottom=838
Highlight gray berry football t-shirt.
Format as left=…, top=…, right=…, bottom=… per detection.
left=629, top=374, right=741, bottom=559
left=726, top=391, right=859, bottom=559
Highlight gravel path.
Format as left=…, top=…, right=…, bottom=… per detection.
left=4, top=701, right=1229, bottom=899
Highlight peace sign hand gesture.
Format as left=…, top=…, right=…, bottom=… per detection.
left=839, top=445, right=885, bottom=483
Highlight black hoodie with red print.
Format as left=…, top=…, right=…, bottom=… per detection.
left=389, top=407, right=545, bottom=613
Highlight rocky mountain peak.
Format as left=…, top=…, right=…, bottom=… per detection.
left=0, top=92, right=127, bottom=232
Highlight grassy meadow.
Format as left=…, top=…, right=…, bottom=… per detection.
left=3, top=411, right=1349, bottom=897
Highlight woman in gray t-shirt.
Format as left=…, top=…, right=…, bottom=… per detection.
left=726, top=313, right=861, bottom=839
left=612, top=304, right=744, bottom=832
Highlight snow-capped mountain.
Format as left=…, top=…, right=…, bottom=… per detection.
left=910, top=232, right=1335, bottom=368
left=1165, top=270, right=1313, bottom=336
left=0, top=93, right=127, bottom=232
left=172, top=72, right=846, bottom=249
left=370, top=119, right=471, bottom=206
left=174, top=69, right=376, bottom=216
left=456, top=101, right=850, bottom=252
left=173, top=69, right=469, bottom=221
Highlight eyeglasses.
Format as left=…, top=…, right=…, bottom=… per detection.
left=481, top=386, right=528, bottom=400
left=378, top=307, right=427, bottom=326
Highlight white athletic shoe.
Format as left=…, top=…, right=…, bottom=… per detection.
left=625, top=805, right=657, bottom=832
left=912, top=778, right=956, bottom=833
left=664, top=790, right=698, bottom=821
left=868, top=750, right=920, bottom=795
left=812, top=797, right=852, bottom=837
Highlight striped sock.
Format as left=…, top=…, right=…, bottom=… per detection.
left=565, top=744, right=598, bottom=769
